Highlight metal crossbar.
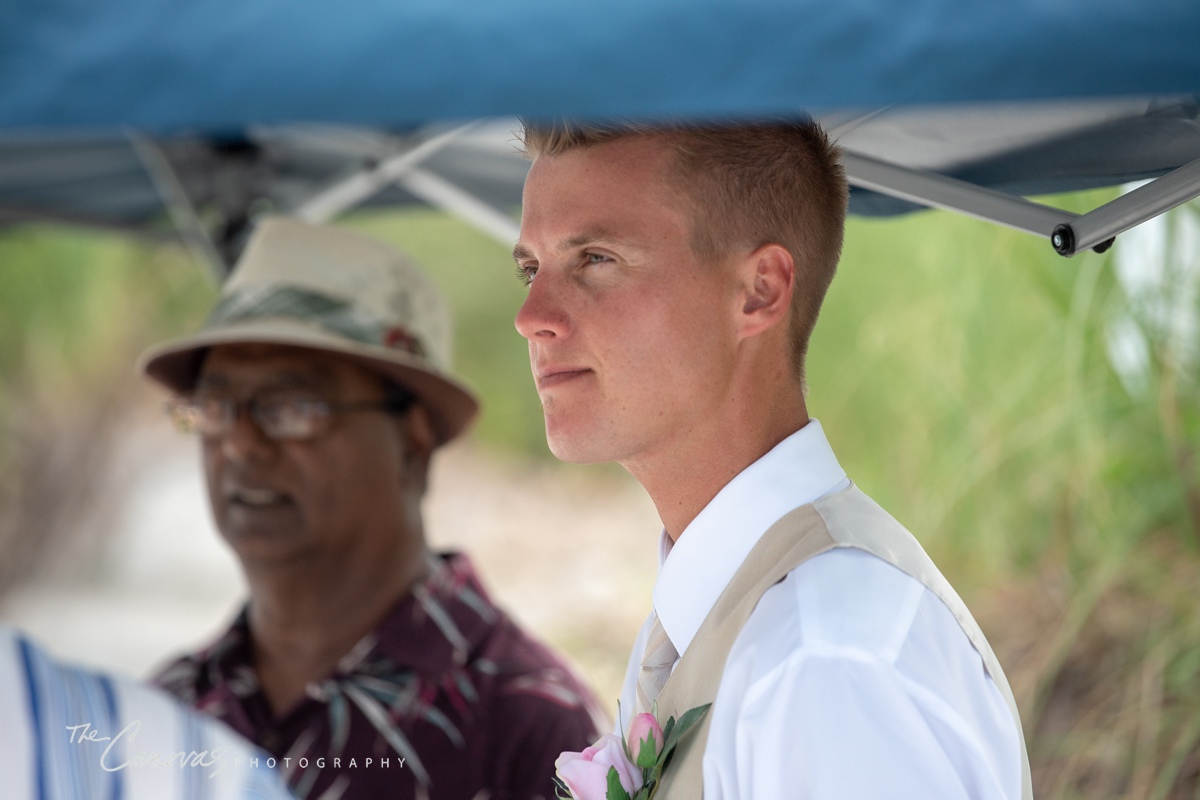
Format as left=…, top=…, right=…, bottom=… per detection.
left=293, top=123, right=478, bottom=223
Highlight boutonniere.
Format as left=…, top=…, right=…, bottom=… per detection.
left=554, top=703, right=711, bottom=800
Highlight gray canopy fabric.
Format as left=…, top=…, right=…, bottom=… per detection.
left=0, top=123, right=531, bottom=269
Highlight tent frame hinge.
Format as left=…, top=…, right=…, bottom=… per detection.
left=843, top=150, right=1200, bottom=257
left=1049, top=155, right=1200, bottom=256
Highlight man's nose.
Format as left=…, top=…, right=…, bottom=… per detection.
left=514, top=271, right=570, bottom=341
left=217, top=406, right=276, bottom=464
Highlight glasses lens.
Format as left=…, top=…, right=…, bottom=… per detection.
left=167, top=396, right=228, bottom=436
left=167, top=399, right=201, bottom=434
left=253, top=396, right=330, bottom=440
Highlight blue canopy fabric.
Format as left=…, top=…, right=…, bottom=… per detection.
left=1, top=0, right=1198, bottom=267
left=2, top=0, right=1199, bottom=132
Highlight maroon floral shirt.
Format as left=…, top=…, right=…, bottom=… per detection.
left=156, top=553, right=600, bottom=800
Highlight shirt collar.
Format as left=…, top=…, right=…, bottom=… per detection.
left=652, top=419, right=847, bottom=656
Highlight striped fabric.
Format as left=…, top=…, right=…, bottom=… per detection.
left=0, top=626, right=293, bottom=800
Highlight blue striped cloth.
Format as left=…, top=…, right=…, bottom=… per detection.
left=0, top=626, right=293, bottom=800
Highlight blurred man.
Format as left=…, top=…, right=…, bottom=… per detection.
left=140, top=217, right=598, bottom=800
left=513, top=122, right=1032, bottom=799
left=0, top=624, right=292, bottom=799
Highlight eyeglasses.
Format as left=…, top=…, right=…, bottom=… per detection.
left=166, top=390, right=414, bottom=441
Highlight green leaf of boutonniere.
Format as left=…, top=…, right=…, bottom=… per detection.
left=606, top=766, right=632, bottom=800
left=635, top=730, right=660, bottom=769
left=660, top=715, right=676, bottom=750
left=670, top=703, right=711, bottom=742
left=658, top=702, right=711, bottom=768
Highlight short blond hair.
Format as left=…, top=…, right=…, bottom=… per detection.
left=521, top=119, right=848, bottom=385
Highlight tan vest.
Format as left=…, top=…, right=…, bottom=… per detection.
left=654, top=485, right=1033, bottom=799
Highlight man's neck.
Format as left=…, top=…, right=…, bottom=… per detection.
left=241, top=538, right=430, bottom=716
left=627, top=395, right=810, bottom=541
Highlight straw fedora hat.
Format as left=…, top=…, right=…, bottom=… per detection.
left=138, top=217, right=479, bottom=444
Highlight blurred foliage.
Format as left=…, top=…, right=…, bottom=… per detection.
left=809, top=195, right=1200, bottom=797
left=0, top=225, right=216, bottom=410
left=0, top=225, right=215, bottom=592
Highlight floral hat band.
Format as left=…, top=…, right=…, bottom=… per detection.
left=206, top=284, right=427, bottom=360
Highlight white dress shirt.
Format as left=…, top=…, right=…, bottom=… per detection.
left=617, top=420, right=1022, bottom=799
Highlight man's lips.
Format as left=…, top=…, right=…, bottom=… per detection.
left=535, top=367, right=592, bottom=389
left=224, top=486, right=293, bottom=508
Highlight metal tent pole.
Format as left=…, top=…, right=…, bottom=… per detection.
left=842, top=150, right=1076, bottom=239
left=293, top=123, right=477, bottom=223
left=1051, top=156, right=1200, bottom=256
left=398, top=168, right=520, bottom=245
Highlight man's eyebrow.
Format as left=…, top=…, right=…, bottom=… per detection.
left=269, top=372, right=329, bottom=389
left=512, top=230, right=624, bottom=263
left=195, top=366, right=332, bottom=392
left=562, top=230, right=620, bottom=250
left=195, top=374, right=230, bottom=391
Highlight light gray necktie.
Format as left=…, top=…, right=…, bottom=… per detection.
left=635, top=614, right=679, bottom=716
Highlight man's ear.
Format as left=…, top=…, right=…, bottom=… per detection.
left=399, top=404, right=437, bottom=490
left=736, top=243, right=795, bottom=339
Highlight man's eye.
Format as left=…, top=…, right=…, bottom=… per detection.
left=260, top=397, right=324, bottom=419
left=584, top=252, right=611, bottom=265
left=514, top=264, right=537, bottom=286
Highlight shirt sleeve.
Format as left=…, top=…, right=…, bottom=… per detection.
left=114, top=673, right=296, bottom=800
left=710, top=648, right=1012, bottom=800
left=0, top=626, right=293, bottom=800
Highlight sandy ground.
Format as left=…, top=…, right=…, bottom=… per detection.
left=0, top=427, right=661, bottom=712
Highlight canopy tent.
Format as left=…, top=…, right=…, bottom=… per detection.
left=1, top=0, right=1199, bottom=271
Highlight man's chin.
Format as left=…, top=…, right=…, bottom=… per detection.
left=218, top=523, right=309, bottom=566
left=544, top=424, right=617, bottom=465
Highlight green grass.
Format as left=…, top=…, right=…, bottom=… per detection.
left=813, top=199, right=1197, bottom=574
left=807, top=198, right=1200, bottom=797
left=811, top=208, right=1100, bottom=578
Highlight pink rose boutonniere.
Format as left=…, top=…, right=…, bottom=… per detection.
left=555, top=704, right=711, bottom=800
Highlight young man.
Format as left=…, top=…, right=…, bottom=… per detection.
left=513, top=122, right=1031, bottom=799
left=139, top=217, right=599, bottom=800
